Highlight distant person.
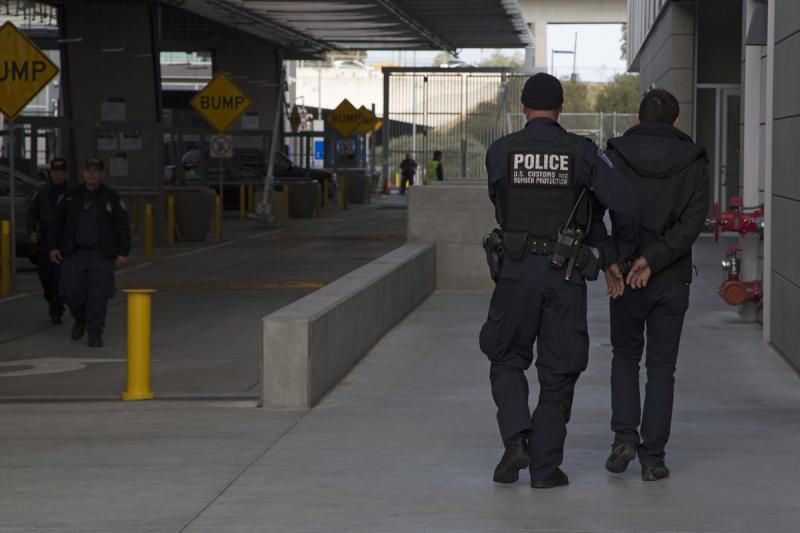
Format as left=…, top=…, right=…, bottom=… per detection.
left=26, top=158, right=68, bottom=324
left=399, top=153, right=417, bottom=195
left=602, top=89, right=709, bottom=481
left=426, top=150, right=444, bottom=183
left=49, top=157, right=131, bottom=348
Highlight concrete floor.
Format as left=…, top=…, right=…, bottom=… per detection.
left=2, top=237, right=800, bottom=532
left=0, top=198, right=406, bottom=398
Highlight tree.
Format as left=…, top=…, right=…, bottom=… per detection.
left=561, top=78, right=593, bottom=113
left=594, top=73, right=641, bottom=113
left=478, top=51, right=523, bottom=68
left=433, top=51, right=457, bottom=66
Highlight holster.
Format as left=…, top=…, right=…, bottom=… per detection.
left=482, top=229, right=504, bottom=281
left=576, top=245, right=601, bottom=281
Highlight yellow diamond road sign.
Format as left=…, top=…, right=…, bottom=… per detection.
left=326, top=98, right=363, bottom=137
left=0, top=22, right=59, bottom=121
left=191, top=72, right=252, bottom=133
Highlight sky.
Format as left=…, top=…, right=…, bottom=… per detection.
left=365, top=24, right=627, bottom=82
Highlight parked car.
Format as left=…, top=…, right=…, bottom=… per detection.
left=0, top=165, right=45, bottom=261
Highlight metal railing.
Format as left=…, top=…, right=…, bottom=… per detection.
left=380, top=67, right=636, bottom=182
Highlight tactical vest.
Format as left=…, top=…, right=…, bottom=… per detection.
left=496, top=130, right=585, bottom=239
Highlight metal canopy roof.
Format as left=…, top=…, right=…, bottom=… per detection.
left=159, top=0, right=533, bottom=55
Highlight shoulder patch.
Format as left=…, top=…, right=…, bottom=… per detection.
left=118, top=198, right=127, bottom=211
left=106, top=201, right=113, bottom=213
left=597, top=146, right=614, bottom=168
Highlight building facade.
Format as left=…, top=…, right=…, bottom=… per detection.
left=627, top=0, right=800, bottom=369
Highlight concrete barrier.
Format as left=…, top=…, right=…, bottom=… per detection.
left=174, top=191, right=214, bottom=241
left=262, top=243, right=435, bottom=408
left=407, top=183, right=496, bottom=290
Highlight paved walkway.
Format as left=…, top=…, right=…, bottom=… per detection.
left=0, top=198, right=405, bottom=399
left=2, top=239, right=800, bottom=532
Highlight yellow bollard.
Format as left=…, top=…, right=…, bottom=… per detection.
left=282, top=184, right=290, bottom=222
left=322, top=180, right=329, bottom=208
left=166, top=195, right=175, bottom=244
left=395, top=172, right=400, bottom=189
left=315, top=182, right=321, bottom=218
left=214, top=195, right=222, bottom=241
left=239, top=184, right=246, bottom=221
left=247, top=185, right=254, bottom=213
left=122, top=289, right=156, bottom=401
left=1, top=220, right=10, bottom=296
left=144, top=204, right=153, bottom=261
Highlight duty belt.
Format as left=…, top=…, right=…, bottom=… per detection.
left=528, top=239, right=554, bottom=256
left=75, top=243, right=101, bottom=252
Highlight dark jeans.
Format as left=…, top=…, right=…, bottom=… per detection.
left=60, top=251, right=116, bottom=336
left=37, top=245, right=63, bottom=317
left=610, top=280, right=690, bottom=466
left=479, top=254, right=589, bottom=482
left=400, top=173, right=413, bottom=194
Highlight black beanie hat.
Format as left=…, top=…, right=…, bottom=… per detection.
left=521, top=73, right=564, bottom=110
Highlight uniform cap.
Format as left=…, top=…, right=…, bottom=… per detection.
left=84, top=157, right=105, bottom=170
left=50, top=158, right=67, bottom=170
left=521, top=73, right=564, bottom=110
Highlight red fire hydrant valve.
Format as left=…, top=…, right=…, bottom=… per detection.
left=718, top=246, right=763, bottom=305
left=712, top=197, right=764, bottom=242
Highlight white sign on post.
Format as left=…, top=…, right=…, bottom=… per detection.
left=209, top=134, right=234, bottom=159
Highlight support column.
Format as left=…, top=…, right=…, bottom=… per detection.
left=534, top=20, right=548, bottom=70
left=60, top=0, right=161, bottom=188
left=740, top=0, right=766, bottom=322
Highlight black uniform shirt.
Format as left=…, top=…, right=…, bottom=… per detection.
left=25, top=180, right=66, bottom=238
left=75, top=187, right=100, bottom=246
left=486, top=117, right=640, bottom=263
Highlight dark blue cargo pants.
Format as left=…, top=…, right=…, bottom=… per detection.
left=610, top=280, right=690, bottom=467
left=37, top=244, right=64, bottom=317
left=479, top=254, right=589, bottom=483
left=60, top=250, right=116, bottom=336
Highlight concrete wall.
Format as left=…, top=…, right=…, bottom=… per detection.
left=61, top=0, right=161, bottom=188
left=261, top=243, right=435, bottom=408
left=633, top=2, right=695, bottom=136
left=517, top=0, right=626, bottom=69
left=407, top=183, right=496, bottom=290
left=769, top=0, right=800, bottom=369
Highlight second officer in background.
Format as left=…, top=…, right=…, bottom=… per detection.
left=480, top=73, right=639, bottom=488
left=26, top=158, right=68, bottom=324
left=49, top=157, right=131, bottom=348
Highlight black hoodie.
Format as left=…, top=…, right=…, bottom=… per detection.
left=605, top=123, right=709, bottom=283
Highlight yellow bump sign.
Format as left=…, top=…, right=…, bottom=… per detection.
left=190, top=72, right=252, bottom=133
left=0, top=22, right=59, bottom=120
left=326, top=98, right=362, bottom=137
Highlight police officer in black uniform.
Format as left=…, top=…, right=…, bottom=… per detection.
left=49, top=157, right=131, bottom=348
left=26, top=158, right=68, bottom=324
left=480, top=73, right=639, bottom=488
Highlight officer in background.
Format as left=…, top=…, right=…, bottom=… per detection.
left=49, top=157, right=131, bottom=348
left=480, top=73, right=639, bottom=488
left=426, top=150, right=444, bottom=183
left=399, top=153, right=417, bottom=195
left=26, top=158, right=68, bottom=324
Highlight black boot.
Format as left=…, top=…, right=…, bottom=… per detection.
left=531, top=468, right=569, bottom=489
left=88, top=334, right=103, bottom=348
left=493, top=432, right=531, bottom=484
left=642, top=463, right=670, bottom=481
left=605, top=440, right=638, bottom=474
left=71, top=320, right=85, bottom=340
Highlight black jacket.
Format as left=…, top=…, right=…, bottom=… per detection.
left=606, top=123, right=709, bottom=282
left=26, top=180, right=66, bottom=239
left=50, top=183, right=131, bottom=259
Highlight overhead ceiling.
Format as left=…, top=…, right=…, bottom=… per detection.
left=159, top=0, right=533, bottom=56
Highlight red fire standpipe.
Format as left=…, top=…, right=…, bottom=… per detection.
left=712, top=197, right=765, bottom=242
left=718, top=246, right=763, bottom=306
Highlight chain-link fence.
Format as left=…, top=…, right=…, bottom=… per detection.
left=380, top=68, right=636, bottom=181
